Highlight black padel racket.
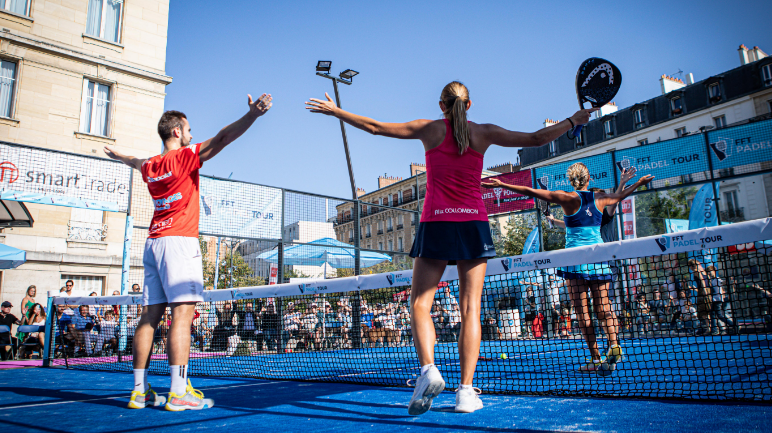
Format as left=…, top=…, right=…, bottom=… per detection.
left=567, top=57, right=622, bottom=139
left=537, top=199, right=553, bottom=228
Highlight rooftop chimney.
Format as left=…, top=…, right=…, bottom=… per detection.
left=378, top=175, right=403, bottom=189
left=596, top=102, right=618, bottom=118
left=543, top=118, right=558, bottom=128
left=685, top=73, right=694, bottom=85
left=660, top=74, right=685, bottom=95
left=486, top=162, right=517, bottom=174
left=409, top=162, right=426, bottom=177
left=738, top=44, right=768, bottom=65
left=356, top=187, right=366, bottom=198
left=739, top=44, right=749, bottom=65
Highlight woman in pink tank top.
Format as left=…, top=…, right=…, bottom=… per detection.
left=307, top=82, right=595, bottom=414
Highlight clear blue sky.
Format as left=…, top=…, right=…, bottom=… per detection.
left=164, top=0, right=772, bottom=199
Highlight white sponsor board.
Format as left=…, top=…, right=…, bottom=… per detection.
left=199, top=176, right=282, bottom=239
left=53, top=218, right=772, bottom=305
left=0, top=142, right=131, bottom=212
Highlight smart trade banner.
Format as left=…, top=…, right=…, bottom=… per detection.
left=533, top=153, right=615, bottom=193
left=199, top=176, right=282, bottom=239
left=614, top=135, right=708, bottom=185
left=481, top=170, right=534, bottom=215
left=0, top=141, right=131, bottom=212
left=620, top=196, right=636, bottom=239
left=708, top=119, right=772, bottom=173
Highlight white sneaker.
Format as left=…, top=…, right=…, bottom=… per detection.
left=455, top=387, right=483, bottom=413
left=407, top=365, right=445, bottom=415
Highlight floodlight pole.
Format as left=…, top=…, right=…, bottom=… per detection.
left=316, top=72, right=357, bottom=201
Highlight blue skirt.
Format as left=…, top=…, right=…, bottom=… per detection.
left=409, top=221, right=496, bottom=265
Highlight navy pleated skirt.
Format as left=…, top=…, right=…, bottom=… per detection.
left=409, top=221, right=496, bottom=265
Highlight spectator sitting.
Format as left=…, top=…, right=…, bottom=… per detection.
left=481, top=316, right=502, bottom=341
left=445, top=304, right=462, bottom=342
left=87, top=292, right=104, bottom=321
left=94, top=309, right=118, bottom=356
left=300, top=304, right=320, bottom=350
left=54, top=304, right=76, bottom=357
left=261, top=303, right=280, bottom=351
left=282, top=303, right=302, bottom=351
left=522, top=287, right=537, bottom=338
left=559, top=307, right=572, bottom=337
left=21, top=285, right=36, bottom=318
left=398, top=310, right=411, bottom=346
left=647, top=290, right=668, bottom=333
left=72, top=305, right=96, bottom=356
left=635, top=293, right=652, bottom=337
left=18, top=303, right=47, bottom=358
left=211, top=302, right=236, bottom=352
left=130, top=283, right=141, bottom=293
left=706, top=265, right=735, bottom=335
left=0, top=301, right=22, bottom=360
left=236, top=302, right=261, bottom=352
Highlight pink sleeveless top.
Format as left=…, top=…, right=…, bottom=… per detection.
left=420, top=120, right=488, bottom=223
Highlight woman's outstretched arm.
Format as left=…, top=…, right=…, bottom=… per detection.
left=305, top=93, right=436, bottom=140
left=478, top=108, right=598, bottom=149
left=482, top=178, right=576, bottom=207
left=596, top=175, right=655, bottom=209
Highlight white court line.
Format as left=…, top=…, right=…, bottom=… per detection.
left=0, top=381, right=282, bottom=411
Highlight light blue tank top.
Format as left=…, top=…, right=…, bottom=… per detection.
left=563, top=190, right=604, bottom=249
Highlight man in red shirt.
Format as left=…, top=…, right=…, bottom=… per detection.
left=104, top=93, right=272, bottom=411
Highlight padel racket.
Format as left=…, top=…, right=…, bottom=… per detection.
left=537, top=199, right=553, bottom=228
left=567, top=57, right=622, bottom=139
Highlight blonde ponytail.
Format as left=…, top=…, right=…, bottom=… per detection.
left=440, top=81, right=470, bottom=155
left=566, top=162, right=590, bottom=190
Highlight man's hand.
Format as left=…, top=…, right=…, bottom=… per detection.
left=636, top=175, right=655, bottom=187
left=570, top=108, right=600, bottom=126
left=248, top=93, right=272, bottom=118
left=103, top=146, right=120, bottom=161
left=305, top=93, right=339, bottom=116
left=620, top=167, right=637, bottom=184
left=481, top=178, right=505, bottom=189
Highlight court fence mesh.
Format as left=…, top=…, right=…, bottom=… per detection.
left=45, top=219, right=772, bottom=402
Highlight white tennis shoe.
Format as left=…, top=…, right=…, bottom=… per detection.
left=407, top=365, right=445, bottom=415
left=455, top=387, right=483, bottom=413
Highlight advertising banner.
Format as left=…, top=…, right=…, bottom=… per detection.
left=199, top=176, right=282, bottom=239
left=620, top=196, right=636, bottom=239
left=707, top=120, right=772, bottom=172
left=0, top=142, right=131, bottom=212
left=533, top=153, right=615, bottom=193
left=614, top=135, right=708, bottom=184
left=269, top=263, right=278, bottom=285
left=481, top=170, right=534, bottom=215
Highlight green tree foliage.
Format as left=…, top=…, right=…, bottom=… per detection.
left=201, top=239, right=265, bottom=290
left=633, top=186, right=696, bottom=238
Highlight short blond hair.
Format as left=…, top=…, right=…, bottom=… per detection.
left=566, top=163, right=590, bottom=190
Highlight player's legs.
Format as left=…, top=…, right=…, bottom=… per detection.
left=133, top=304, right=166, bottom=369
left=409, top=257, right=447, bottom=366
left=568, top=279, right=601, bottom=360
left=167, top=302, right=197, bottom=365
left=455, top=258, right=486, bottom=386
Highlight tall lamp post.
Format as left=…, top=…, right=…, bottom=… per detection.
left=315, top=61, right=359, bottom=200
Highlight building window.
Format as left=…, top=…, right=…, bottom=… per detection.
left=397, top=214, right=403, bottom=227
left=68, top=208, right=106, bottom=241
left=675, top=127, right=687, bottom=138
left=366, top=224, right=371, bottom=237
left=724, top=190, right=740, bottom=215
left=378, top=242, right=383, bottom=250
left=61, top=274, right=105, bottom=296
left=398, top=237, right=403, bottom=252
left=398, top=190, right=403, bottom=203
left=603, top=119, right=614, bottom=138
left=0, top=0, right=29, bottom=16
left=387, top=217, right=393, bottom=231
left=708, top=83, right=721, bottom=103
left=767, top=99, right=772, bottom=113
left=763, top=64, right=772, bottom=87
left=388, top=240, right=393, bottom=251
left=714, top=115, right=726, bottom=129
left=80, top=79, right=112, bottom=136
left=548, top=140, right=557, bottom=157
left=670, top=96, right=683, bottom=115
left=86, top=0, right=124, bottom=44
left=0, top=59, right=17, bottom=118
left=638, top=138, right=649, bottom=146
left=633, top=109, right=645, bottom=129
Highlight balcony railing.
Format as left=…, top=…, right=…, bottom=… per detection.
left=721, top=207, right=745, bottom=223
left=366, top=233, right=371, bottom=238
left=377, top=229, right=383, bottom=235
left=387, top=227, right=393, bottom=232
left=68, top=221, right=107, bottom=242
left=396, top=224, right=403, bottom=230
left=348, top=237, right=354, bottom=242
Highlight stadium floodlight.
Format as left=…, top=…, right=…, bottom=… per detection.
left=316, top=60, right=332, bottom=72
left=339, top=69, right=359, bottom=81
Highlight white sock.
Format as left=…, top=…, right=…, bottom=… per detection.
left=170, top=365, right=188, bottom=396
left=133, top=369, right=148, bottom=393
left=420, top=363, right=435, bottom=376
left=458, top=384, right=473, bottom=392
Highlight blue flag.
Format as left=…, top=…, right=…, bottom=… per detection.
left=523, top=227, right=540, bottom=255
left=688, top=184, right=718, bottom=230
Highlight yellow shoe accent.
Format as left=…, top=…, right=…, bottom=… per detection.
left=164, top=379, right=213, bottom=411
left=128, top=385, right=165, bottom=409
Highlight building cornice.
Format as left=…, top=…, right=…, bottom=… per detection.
left=0, top=31, right=172, bottom=85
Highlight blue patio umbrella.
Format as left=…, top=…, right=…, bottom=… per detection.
left=0, top=244, right=25, bottom=269
left=257, top=237, right=392, bottom=269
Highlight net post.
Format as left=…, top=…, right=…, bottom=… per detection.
left=532, top=174, right=545, bottom=252
left=354, top=199, right=361, bottom=276
left=279, top=188, right=285, bottom=284
left=703, top=131, right=723, bottom=225
left=213, top=237, right=222, bottom=289
left=118, top=215, right=134, bottom=358
left=42, top=292, right=55, bottom=368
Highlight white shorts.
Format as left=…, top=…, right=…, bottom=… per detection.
left=143, top=236, right=204, bottom=306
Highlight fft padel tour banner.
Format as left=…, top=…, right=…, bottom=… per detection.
left=0, top=142, right=131, bottom=212
left=199, top=176, right=282, bottom=239
left=481, top=170, right=534, bottom=215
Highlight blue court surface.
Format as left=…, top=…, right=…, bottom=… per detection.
left=1, top=367, right=770, bottom=433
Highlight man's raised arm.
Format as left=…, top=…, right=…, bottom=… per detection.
left=103, top=147, right=145, bottom=171
left=198, top=93, right=272, bottom=163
